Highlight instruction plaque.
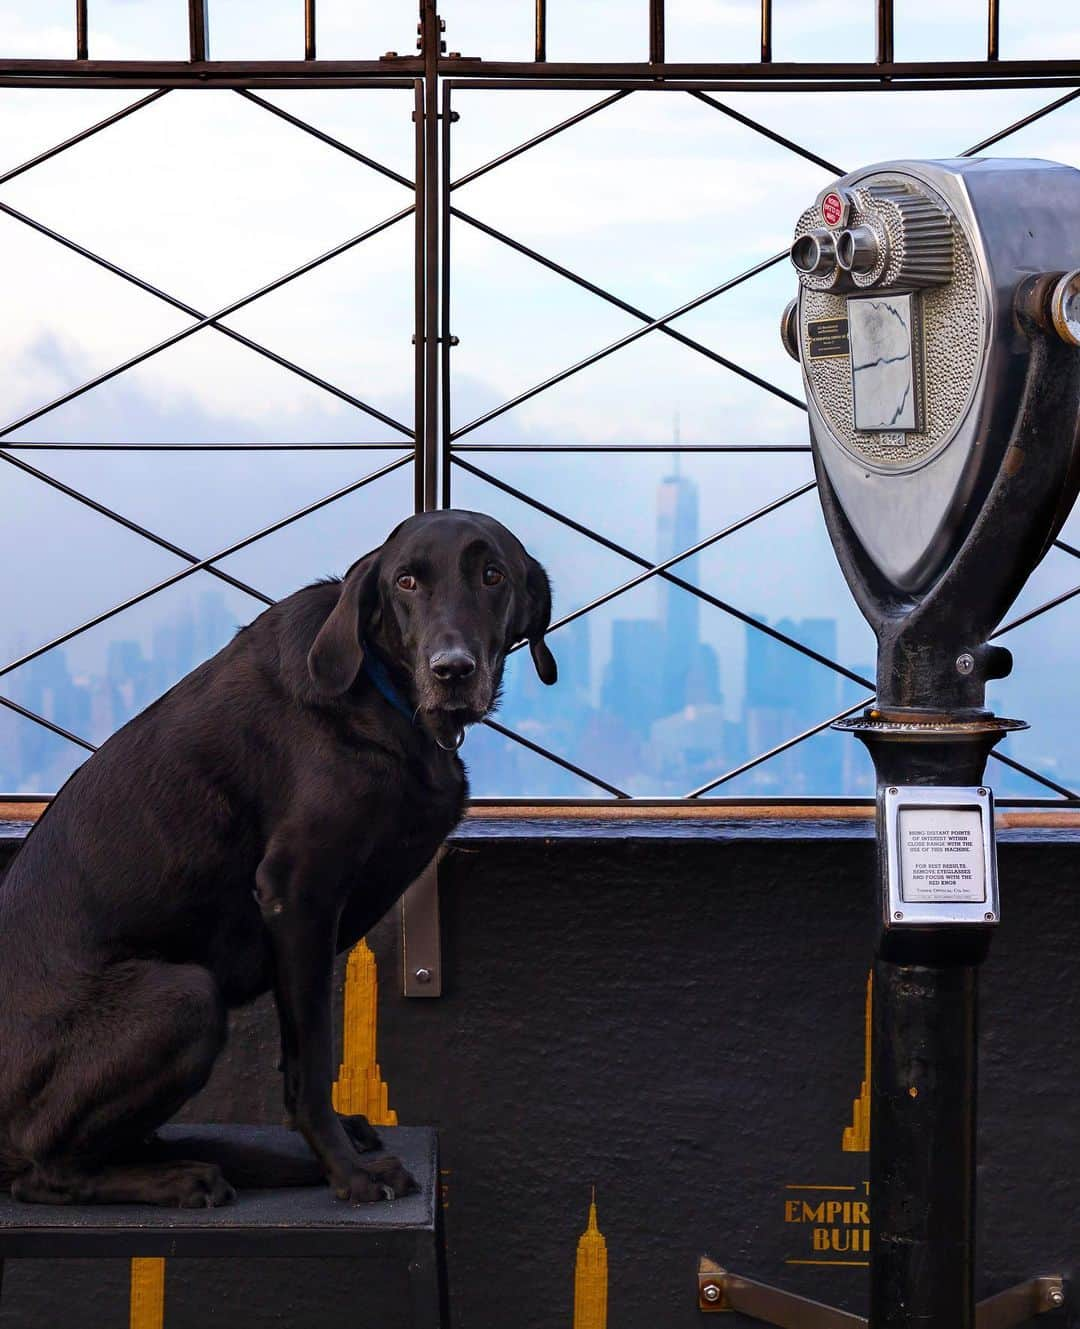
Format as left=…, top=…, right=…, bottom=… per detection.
left=883, top=785, right=999, bottom=928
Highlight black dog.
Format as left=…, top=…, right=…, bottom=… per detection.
left=0, top=510, right=556, bottom=1207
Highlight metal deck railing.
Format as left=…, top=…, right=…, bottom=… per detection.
left=1, top=1, right=1078, bottom=805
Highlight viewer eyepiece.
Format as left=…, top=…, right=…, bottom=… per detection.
left=836, top=225, right=880, bottom=275
left=790, top=229, right=837, bottom=277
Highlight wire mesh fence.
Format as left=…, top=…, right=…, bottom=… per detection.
left=2, top=1, right=1079, bottom=803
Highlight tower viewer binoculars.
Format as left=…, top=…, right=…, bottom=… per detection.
left=772, top=157, right=1080, bottom=1329
left=782, top=157, right=1080, bottom=713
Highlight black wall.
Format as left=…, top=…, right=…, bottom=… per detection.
left=0, top=818, right=1076, bottom=1328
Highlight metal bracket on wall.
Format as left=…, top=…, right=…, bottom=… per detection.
left=697, top=1258, right=1066, bottom=1327
left=978, top=1277, right=1068, bottom=1329
left=697, top=1258, right=863, bottom=1328
left=401, top=850, right=444, bottom=997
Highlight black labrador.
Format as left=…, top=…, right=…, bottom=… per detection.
left=0, top=509, right=556, bottom=1207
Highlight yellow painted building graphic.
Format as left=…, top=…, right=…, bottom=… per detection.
left=129, top=1258, right=165, bottom=1329
left=784, top=972, right=874, bottom=1266
left=842, top=973, right=872, bottom=1153
left=573, top=1191, right=609, bottom=1329
left=332, top=939, right=398, bottom=1125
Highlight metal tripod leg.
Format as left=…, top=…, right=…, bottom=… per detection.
left=978, top=1277, right=1066, bottom=1329
left=697, top=1257, right=1066, bottom=1328
left=697, top=1258, right=863, bottom=1329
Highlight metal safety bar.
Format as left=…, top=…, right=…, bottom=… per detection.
left=10, top=0, right=1061, bottom=85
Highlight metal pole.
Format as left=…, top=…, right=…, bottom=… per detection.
left=440, top=79, right=453, bottom=508
left=987, top=0, right=1000, bottom=61
left=876, top=0, right=894, bottom=65
left=872, top=957, right=977, bottom=1328
left=852, top=727, right=1002, bottom=1329
left=188, top=0, right=209, bottom=62
left=421, top=0, right=440, bottom=510
left=649, top=0, right=665, bottom=65
left=305, top=0, right=316, bottom=60
left=535, top=0, right=547, bottom=63
left=75, top=0, right=88, bottom=60
left=413, top=78, right=426, bottom=513
left=760, top=0, right=772, bottom=63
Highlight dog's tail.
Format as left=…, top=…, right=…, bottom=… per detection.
left=144, top=1127, right=325, bottom=1189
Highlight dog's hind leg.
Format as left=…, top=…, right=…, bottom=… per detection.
left=13, top=1158, right=235, bottom=1208
left=7, top=959, right=230, bottom=1207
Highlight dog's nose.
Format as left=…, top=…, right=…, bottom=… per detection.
left=430, top=649, right=476, bottom=681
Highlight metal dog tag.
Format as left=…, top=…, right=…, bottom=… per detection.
left=883, top=785, right=998, bottom=927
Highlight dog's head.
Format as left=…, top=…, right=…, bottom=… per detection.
left=307, top=510, right=557, bottom=747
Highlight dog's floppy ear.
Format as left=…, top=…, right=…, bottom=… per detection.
left=307, top=552, right=381, bottom=696
left=520, top=555, right=558, bottom=685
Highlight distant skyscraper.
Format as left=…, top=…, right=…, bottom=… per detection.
left=656, top=437, right=720, bottom=719
left=509, top=614, right=590, bottom=723
left=657, top=457, right=701, bottom=719
left=744, top=616, right=842, bottom=792
left=603, top=444, right=721, bottom=762
left=601, top=619, right=666, bottom=737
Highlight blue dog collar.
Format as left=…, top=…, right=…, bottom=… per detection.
left=360, top=642, right=415, bottom=723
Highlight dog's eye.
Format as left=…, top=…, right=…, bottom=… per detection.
left=396, top=573, right=418, bottom=591
left=482, top=566, right=505, bottom=587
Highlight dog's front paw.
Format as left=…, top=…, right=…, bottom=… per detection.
left=175, top=1162, right=237, bottom=1209
left=338, top=1112, right=383, bottom=1154
left=333, top=1155, right=418, bottom=1204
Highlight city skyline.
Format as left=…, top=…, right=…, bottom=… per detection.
left=1, top=449, right=1068, bottom=800
left=0, top=465, right=905, bottom=799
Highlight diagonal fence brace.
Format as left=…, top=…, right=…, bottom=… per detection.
left=0, top=205, right=416, bottom=443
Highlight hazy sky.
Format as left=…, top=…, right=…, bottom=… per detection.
left=2, top=0, right=1080, bottom=793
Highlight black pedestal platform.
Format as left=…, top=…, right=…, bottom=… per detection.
left=0, top=1125, right=448, bottom=1327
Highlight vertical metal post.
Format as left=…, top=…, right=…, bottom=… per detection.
left=987, top=0, right=1000, bottom=61
left=188, top=0, right=209, bottom=62
left=75, top=0, right=88, bottom=60
left=872, top=956, right=977, bottom=1329
left=649, top=0, right=665, bottom=65
left=421, top=0, right=441, bottom=511
left=440, top=80, right=453, bottom=509
left=304, top=0, right=316, bottom=60
left=413, top=78, right=427, bottom=515
left=876, top=0, right=894, bottom=65
left=760, top=0, right=772, bottom=63
left=535, top=0, right=547, bottom=63
left=855, top=728, right=998, bottom=1329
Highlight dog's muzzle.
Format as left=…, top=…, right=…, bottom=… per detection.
left=416, top=648, right=496, bottom=751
